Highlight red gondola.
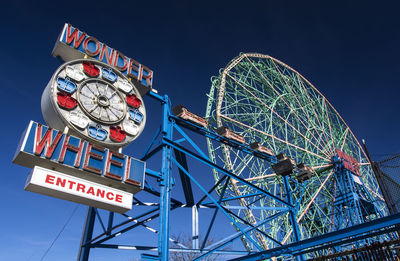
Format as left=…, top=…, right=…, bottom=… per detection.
left=216, top=126, right=246, bottom=144
left=172, top=105, right=208, bottom=128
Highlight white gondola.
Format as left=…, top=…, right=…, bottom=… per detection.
left=250, top=142, right=274, bottom=156
left=123, top=119, right=140, bottom=136
left=216, top=126, right=246, bottom=144
left=172, top=105, right=208, bottom=128
left=66, top=65, right=85, bottom=82
left=69, top=111, right=90, bottom=129
left=116, top=77, right=133, bottom=93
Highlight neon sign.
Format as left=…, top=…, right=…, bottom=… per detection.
left=335, top=148, right=360, bottom=176
left=52, top=23, right=153, bottom=95
left=13, top=23, right=150, bottom=213
left=13, top=121, right=145, bottom=197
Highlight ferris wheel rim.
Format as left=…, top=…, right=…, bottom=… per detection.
left=205, top=52, right=385, bottom=251
left=215, top=52, right=370, bottom=163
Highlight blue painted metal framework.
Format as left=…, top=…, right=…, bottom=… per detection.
left=77, top=90, right=399, bottom=260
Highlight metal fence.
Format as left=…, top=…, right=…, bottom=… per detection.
left=377, top=154, right=400, bottom=214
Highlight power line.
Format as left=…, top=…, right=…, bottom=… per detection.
left=39, top=205, right=79, bottom=261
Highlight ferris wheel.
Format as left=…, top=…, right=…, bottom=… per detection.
left=205, top=53, right=388, bottom=253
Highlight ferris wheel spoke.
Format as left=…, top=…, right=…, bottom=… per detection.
left=244, top=57, right=331, bottom=155
left=267, top=59, right=332, bottom=153
left=297, top=170, right=334, bottom=223
left=220, top=114, right=330, bottom=162
left=340, top=128, right=349, bottom=151
left=224, top=73, right=330, bottom=158
left=311, top=164, right=333, bottom=170
left=281, top=170, right=334, bottom=245
left=297, top=80, right=334, bottom=155
left=323, top=99, right=337, bottom=152
left=245, top=174, right=276, bottom=181
left=364, top=184, right=384, bottom=201
left=86, top=84, right=98, bottom=96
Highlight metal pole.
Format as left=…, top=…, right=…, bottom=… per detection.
left=283, top=176, right=304, bottom=261
left=158, top=94, right=173, bottom=261
left=362, top=139, right=397, bottom=215
left=192, top=205, right=199, bottom=249
left=77, top=207, right=96, bottom=261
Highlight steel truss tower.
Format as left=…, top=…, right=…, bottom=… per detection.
left=77, top=55, right=400, bottom=261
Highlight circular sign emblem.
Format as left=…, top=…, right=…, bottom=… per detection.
left=41, top=59, right=146, bottom=149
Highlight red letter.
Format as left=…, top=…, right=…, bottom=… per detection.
left=87, top=187, right=95, bottom=195
left=113, top=51, right=128, bottom=71
left=56, top=177, right=66, bottom=187
left=83, top=144, right=104, bottom=175
left=77, top=183, right=86, bottom=193
left=45, top=175, right=55, bottom=184
left=104, top=150, right=124, bottom=181
left=99, top=45, right=115, bottom=65
left=67, top=180, right=76, bottom=190
left=115, top=194, right=122, bottom=203
left=141, top=65, right=153, bottom=88
left=127, top=59, right=141, bottom=81
left=106, top=192, right=114, bottom=200
left=65, top=24, right=86, bottom=48
left=34, top=124, right=63, bottom=159
left=83, top=36, right=101, bottom=56
left=58, top=135, right=84, bottom=167
left=96, top=189, right=105, bottom=198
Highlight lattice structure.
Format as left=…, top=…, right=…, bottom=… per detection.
left=205, top=53, right=389, bottom=256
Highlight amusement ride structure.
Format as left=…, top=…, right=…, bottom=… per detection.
left=74, top=53, right=400, bottom=260
left=12, top=23, right=400, bottom=260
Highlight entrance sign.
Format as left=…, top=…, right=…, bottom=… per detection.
left=52, top=23, right=153, bottom=96
left=13, top=121, right=145, bottom=197
left=13, top=23, right=150, bottom=214
left=41, top=59, right=146, bottom=149
left=26, top=166, right=133, bottom=213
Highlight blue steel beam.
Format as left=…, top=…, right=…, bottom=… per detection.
left=164, top=137, right=291, bottom=208
left=77, top=207, right=96, bottom=261
left=197, top=175, right=228, bottom=205
left=158, top=94, right=173, bottom=261
left=202, top=192, right=263, bottom=205
left=282, top=176, right=303, bottom=261
left=173, top=124, right=210, bottom=159
left=201, top=177, right=230, bottom=251
left=93, top=205, right=182, bottom=245
left=295, top=225, right=399, bottom=256
left=91, top=243, right=249, bottom=255
left=174, top=149, right=195, bottom=206
left=171, top=115, right=276, bottom=162
left=106, top=212, right=114, bottom=235
left=220, top=203, right=284, bottom=247
left=230, top=212, right=400, bottom=260
left=90, top=207, right=160, bottom=245
left=141, top=127, right=161, bottom=160
left=194, top=211, right=289, bottom=261
left=172, top=156, right=265, bottom=251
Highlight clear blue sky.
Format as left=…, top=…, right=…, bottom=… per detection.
left=1, top=1, right=400, bottom=260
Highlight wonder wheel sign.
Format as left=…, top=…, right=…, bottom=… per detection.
left=13, top=23, right=149, bottom=213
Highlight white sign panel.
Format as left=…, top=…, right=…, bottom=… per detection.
left=25, top=166, right=132, bottom=213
